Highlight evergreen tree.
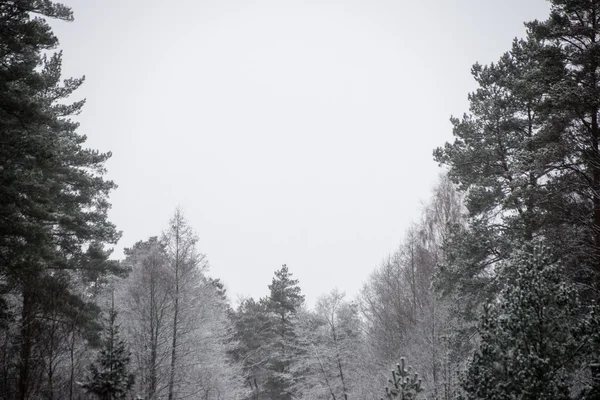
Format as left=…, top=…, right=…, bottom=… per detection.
left=263, top=265, right=305, bottom=400
left=462, top=245, right=592, bottom=399
left=433, top=1, right=600, bottom=389
left=231, top=297, right=273, bottom=400
left=433, top=36, right=556, bottom=313
left=526, top=0, right=600, bottom=290
left=382, top=358, right=423, bottom=400
left=435, top=0, right=600, bottom=308
left=0, top=1, right=121, bottom=397
left=0, top=1, right=120, bottom=293
left=83, top=303, right=135, bottom=400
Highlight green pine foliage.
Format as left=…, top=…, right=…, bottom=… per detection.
left=83, top=307, right=135, bottom=400
left=0, top=0, right=121, bottom=290
left=268, top=264, right=306, bottom=318
left=382, top=358, right=423, bottom=400
left=433, top=2, right=600, bottom=392
left=525, top=0, right=600, bottom=286
left=433, top=36, right=556, bottom=312
left=231, top=297, right=272, bottom=399
left=577, top=306, right=600, bottom=398
left=434, top=0, right=600, bottom=311
left=0, top=1, right=122, bottom=397
left=462, top=245, right=594, bottom=399
left=231, top=265, right=305, bottom=400
left=263, top=265, right=305, bottom=400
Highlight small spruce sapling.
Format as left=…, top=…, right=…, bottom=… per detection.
left=82, top=295, right=135, bottom=400
left=382, top=357, right=423, bottom=400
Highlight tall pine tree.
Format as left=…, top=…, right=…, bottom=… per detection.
left=527, top=0, right=600, bottom=291
left=0, top=1, right=121, bottom=398
left=433, top=37, right=556, bottom=314
left=434, top=0, right=600, bottom=313
left=264, top=265, right=305, bottom=400
left=434, top=0, right=600, bottom=390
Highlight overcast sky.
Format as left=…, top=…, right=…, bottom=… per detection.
left=51, top=0, right=550, bottom=307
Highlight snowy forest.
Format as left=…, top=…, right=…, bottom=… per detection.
left=3, top=0, right=600, bottom=399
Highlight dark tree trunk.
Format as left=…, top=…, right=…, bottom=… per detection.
left=18, top=288, right=33, bottom=400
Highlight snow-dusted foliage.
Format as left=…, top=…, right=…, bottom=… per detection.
left=231, top=265, right=305, bottom=400
left=82, top=306, right=135, bottom=400
left=117, top=210, right=246, bottom=400
left=382, top=358, right=423, bottom=400
left=462, top=245, right=599, bottom=399
left=291, top=290, right=364, bottom=400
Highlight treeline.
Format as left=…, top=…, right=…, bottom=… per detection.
left=4, top=0, right=600, bottom=399
left=433, top=0, right=600, bottom=398
left=227, top=174, right=464, bottom=400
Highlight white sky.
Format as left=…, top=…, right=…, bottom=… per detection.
left=52, top=0, right=551, bottom=307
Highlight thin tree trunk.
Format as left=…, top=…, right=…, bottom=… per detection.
left=168, top=224, right=180, bottom=400
left=167, top=274, right=179, bottom=400
left=431, top=295, right=438, bottom=400
left=586, top=8, right=600, bottom=289
left=18, top=287, right=33, bottom=400
left=410, top=241, right=417, bottom=321
left=335, top=356, right=348, bottom=400
left=2, top=328, right=9, bottom=398
left=149, top=277, right=157, bottom=399
left=592, top=110, right=600, bottom=282
left=331, top=324, right=348, bottom=400
left=47, top=321, right=54, bottom=400
left=314, top=346, right=336, bottom=400
left=69, top=327, right=76, bottom=400
left=525, top=104, right=535, bottom=242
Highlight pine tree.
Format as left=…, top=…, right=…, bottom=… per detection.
left=462, top=245, right=591, bottom=399
left=434, top=2, right=600, bottom=394
left=0, top=2, right=121, bottom=397
left=263, top=265, right=305, bottom=400
left=83, top=301, right=135, bottom=400
left=433, top=36, right=556, bottom=313
left=382, top=358, right=423, bottom=400
left=526, top=0, right=600, bottom=290
left=0, top=2, right=120, bottom=291
left=231, top=297, right=272, bottom=400
left=435, top=0, right=600, bottom=309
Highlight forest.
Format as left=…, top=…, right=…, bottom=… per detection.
left=2, top=0, right=600, bottom=399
